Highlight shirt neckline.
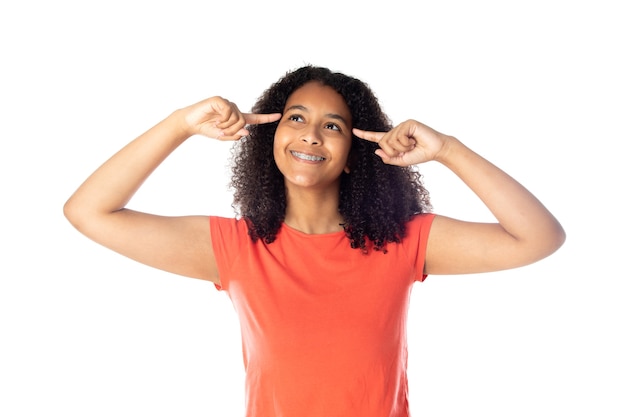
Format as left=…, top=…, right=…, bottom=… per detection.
left=280, top=222, right=346, bottom=238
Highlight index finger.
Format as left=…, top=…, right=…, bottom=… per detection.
left=353, top=128, right=384, bottom=143
left=244, top=112, right=282, bottom=125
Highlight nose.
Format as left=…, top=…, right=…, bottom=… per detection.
left=300, top=126, right=322, bottom=145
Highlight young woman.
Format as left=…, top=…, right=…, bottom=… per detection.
left=64, top=65, right=565, bottom=416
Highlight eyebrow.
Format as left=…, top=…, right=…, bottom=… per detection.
left=285, top=105, right=349, bottom=125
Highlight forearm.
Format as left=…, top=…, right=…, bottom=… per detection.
left=64, top=109, right=189, bottom=221
left=436, top=136, right=565, bottom=248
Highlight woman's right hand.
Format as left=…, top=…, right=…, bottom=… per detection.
left=181, top=96, right=281, bottom=141
left=63, top=95, right=282, bottom=284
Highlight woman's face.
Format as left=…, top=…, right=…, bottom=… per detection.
left=273, top=81, right=353, bottom=192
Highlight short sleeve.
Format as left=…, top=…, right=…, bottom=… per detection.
left=209, top=216, right=248, bottom=291
left=401, top=213, right=435, bottom=282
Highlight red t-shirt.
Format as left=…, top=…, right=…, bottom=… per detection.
left=210, top=214, right=434, bottom=417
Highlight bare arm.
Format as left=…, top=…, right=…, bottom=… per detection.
left=63, top=97, right=281, bottom=283
left=353, top=121, right=566, bottom=275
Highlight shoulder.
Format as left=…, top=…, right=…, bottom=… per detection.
left=210, top=215, right=248, bottom=230
left=404, top=212, right=436, bottom=237
left=210, top=216, right=250, bottom=245
left=396, top=213, right=436, bottom=281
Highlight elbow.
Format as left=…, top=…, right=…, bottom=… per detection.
left=549, top=216, right=567, bottom=250
left=536, top=221, right=566, bottom=261
left=551, top=223, right=567, bottom=254
left=63, top=198, right=79, bottom=228
left=516, top=220, right=566, bottom=267
left=63, top=196, right=87, bottom=232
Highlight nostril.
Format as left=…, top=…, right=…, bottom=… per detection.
left=300, top=130, right=321, bottom=145
left=301, top=137, right=320, bottom=145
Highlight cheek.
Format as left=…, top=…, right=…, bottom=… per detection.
left=272, top=125, right=292, bottom=155
left=334, top=140, right=353, bottom=164
left=272, top=133, right=288, bottom=171
left=272, top=134, right=281, bottom=160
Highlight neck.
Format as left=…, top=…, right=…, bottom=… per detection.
left=283, top=185, right=344, bottom=234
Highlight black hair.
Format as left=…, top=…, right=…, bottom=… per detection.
left=230, top=65, right=431, bottom=252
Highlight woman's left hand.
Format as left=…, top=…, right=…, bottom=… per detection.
left=353, top=119, right=450, bottom=167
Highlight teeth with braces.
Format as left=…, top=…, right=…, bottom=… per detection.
left=291, top=151, right=325, bottom=161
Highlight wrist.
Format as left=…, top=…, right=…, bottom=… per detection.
left=169, top=108, right=195, bottom=140
left=433, top=135, right=462, bottom=165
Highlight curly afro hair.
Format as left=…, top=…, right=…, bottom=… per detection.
left=230, top=65, right=431, bottom=252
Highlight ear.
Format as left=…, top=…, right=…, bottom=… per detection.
left=343, top=165, right=351, bottom=174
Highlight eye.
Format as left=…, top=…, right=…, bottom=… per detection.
left=288, top=114, right=304, bottom=122
left=325, top=122, right=341, bottom=132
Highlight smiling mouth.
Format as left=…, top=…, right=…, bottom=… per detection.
left=290, top=151, right=326, bottom=162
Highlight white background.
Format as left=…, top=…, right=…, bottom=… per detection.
left=1, top=1, right=624, bottom=416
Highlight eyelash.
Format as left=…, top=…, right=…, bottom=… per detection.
left=288, top=114, right=342, bottom=132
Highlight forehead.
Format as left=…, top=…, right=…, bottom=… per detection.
left=284, top=82, right=351, bottom=121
